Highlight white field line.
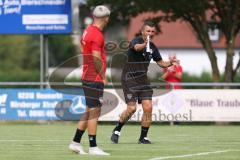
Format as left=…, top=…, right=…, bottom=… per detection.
left=149, top=150, right=240, bottom=160
left=0, top=140, right=70, bottom=142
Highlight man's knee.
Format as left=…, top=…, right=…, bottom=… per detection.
left=142, top=101, right=152, bottom=113
left=127, top=102, right=137, bottom=114
left=87, top=107, right=101, bottom=119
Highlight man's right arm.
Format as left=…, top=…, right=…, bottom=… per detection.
left=93, top=50, right=105, bottom=79
left=134, top=41, right=147, bottom=52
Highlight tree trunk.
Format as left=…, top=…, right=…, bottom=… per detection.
left=188, top=17, right=221, bottom=82
left=200, top=32, right=221, bottom=82
left=224, top=37, right=235, bottom=82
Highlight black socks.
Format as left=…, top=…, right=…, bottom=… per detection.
left=114, top=122, right=125, bottom=132
left=73, top=129, right=97, bottom=147
left=139, top=126, right=149, bottom=140
left=88, top=135, right=97, bottom=147
left=73, top=129, right=85, bottom=143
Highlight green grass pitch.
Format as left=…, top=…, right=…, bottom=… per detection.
left=0, top=123, right=239, bottom=160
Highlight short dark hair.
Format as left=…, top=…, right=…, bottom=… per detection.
left=141, top=21, right=155, bottom=31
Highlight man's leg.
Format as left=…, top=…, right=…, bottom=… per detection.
left=74, top=110, right=89, bottom=142
left=87, top=106, right=110, bottom=155
left=69, top=111, right=88, bottom=154
left=115, top=102, right=137, bottom=131
left=139, top=99, right=152, bottom=144
left=87, top=107, right=101, bottom=148
left=111, top=102, right=137, bottom=143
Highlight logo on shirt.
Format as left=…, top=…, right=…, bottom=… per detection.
left=143, top=52, right=153, bottom=61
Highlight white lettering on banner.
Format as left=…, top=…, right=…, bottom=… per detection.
left=24, top=110, right=56, bottom=118
left=36, top=92, right=62, bottom=99
left=17, top=110, right=27, bottom=117
left=0, top=94, right=7, bottom=106
left=18, top=92, right=35, bottom=99
left=3, top=0, right=21, bottom=15
left=0, top=0, right=66, bottom=16
left=42, top=101, right=58, bottom=108
left=29, top=110, right=45, bottom=117
left=0, top=108, right=6, bottom=114
left=4, top=0, right=20, bottom=6
left=4, top=6, right=21, bottom=14
left=53, top=25, right=65, bottom=30
left=45, top=110, right=56, bottom=117
left=25, top=25, right=66, bottom=31
left=26, top=25, right=45, bottom=30
left=10, top=101, right=40, bottom=109
left=0, top=0, right=2, bottom=15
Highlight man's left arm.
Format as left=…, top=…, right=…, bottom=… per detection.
left=152, top=46, right=176, bottom=68
left=157, top=60, right=173, bottom=68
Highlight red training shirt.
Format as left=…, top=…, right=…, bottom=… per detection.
left=164, top=65, right=183, bottom=89
left=80, top=25, right=107, bottom=83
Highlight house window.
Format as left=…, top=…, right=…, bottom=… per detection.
left=208, top=28, right=220, bottom=42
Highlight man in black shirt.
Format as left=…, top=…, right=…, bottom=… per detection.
left=111, top=21, right=178, bottom=144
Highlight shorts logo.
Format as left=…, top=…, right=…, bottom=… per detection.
left=99, top=97, right=104, bottom=104
left=127, top=94, right=132, bottom=100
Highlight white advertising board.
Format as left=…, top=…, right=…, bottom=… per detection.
left=99, top=89, right=240, bottom=122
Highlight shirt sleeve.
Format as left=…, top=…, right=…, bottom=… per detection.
left=129, top=37, right=140, bottom=50
left=152, top=43, right=162, bottom=61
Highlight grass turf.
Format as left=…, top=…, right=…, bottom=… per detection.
left=0, top=123, right=239, bottom=160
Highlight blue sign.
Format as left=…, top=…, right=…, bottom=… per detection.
left=0, top=89, right=86, bottom=120
left=0, top=0, right=72, bottom=34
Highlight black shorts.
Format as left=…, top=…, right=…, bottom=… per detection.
left=82, top=80, right=104, bottom=108
left=121, top=79, right=153, bottom=104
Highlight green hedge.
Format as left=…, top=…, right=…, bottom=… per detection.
left=0, top=70, right=40, bottom=83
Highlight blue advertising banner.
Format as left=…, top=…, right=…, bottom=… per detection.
left=0, top=89, right=86, bottom=120
left=0, top=0, right=72, bottom=34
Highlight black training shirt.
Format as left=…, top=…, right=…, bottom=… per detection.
left=122, top=36, right=162, bottom=82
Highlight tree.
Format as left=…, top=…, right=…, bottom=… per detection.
left=84, top=0, right=240, bottom=82
left=0, top=35, right=40, bottom=82
left=212, top=0, right=240, bottom=82
left=0, top=35, right=41, bottom=71
left=0, top=35, right=78, bottom=82
left=48, top=35, right=78, bottom=67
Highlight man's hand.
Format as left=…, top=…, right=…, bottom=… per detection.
left=170, top=58, right=180, bottom=65
left=103, top=77, right=108, bottom=85
left=134, top=41, right=147, bottom=52
left=167, top=66, right=176, bottom=73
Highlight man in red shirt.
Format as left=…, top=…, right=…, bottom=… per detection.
left=69, top=5, right=110, bottom=156
left=161, top=54, right=183, bottom=89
